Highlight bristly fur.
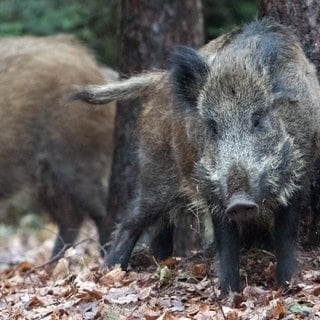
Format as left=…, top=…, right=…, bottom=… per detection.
left=76, top=18, right=320, bottom=294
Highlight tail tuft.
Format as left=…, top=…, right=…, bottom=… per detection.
left=73, top=71, right=167, bottom=105
left=72, top=85, right=113, bottom=104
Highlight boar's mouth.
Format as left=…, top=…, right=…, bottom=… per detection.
left=226, top=193, right=259, bottom=222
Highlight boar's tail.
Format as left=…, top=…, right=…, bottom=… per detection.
left=74, top=71, right=167, bottom=105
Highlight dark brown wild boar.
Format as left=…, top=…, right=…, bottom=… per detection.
left=77, top=19, right=320, bottom=294
left=0, top=35, right=115, bottom=258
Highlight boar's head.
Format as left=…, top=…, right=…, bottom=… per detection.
left=170, top=20, right=319, bottom=223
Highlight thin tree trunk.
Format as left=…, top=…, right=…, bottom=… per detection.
left=105, top=0, right=204, bottom=256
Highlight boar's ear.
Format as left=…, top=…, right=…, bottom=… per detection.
left=170, top=46, right=209, bottom=113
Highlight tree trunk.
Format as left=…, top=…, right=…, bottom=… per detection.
left=259, top=1, right=320, bottom=76
left=259, top=1, right=320, bottom=246
left=105, top=0, right=204, bottom=256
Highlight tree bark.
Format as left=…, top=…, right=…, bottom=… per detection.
left=105, top=0, right=204, bottom=256
left=259, top=0, right=320, bottom=246
left=259, top=0, right=320, bottom=76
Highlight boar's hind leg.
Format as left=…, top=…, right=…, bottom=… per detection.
left=107, top=198, right=177, bottom=270
left=212, top=215, right=241, bottom=294
left=37, top=157, right=85, bottom=259
left=149, top=215, right=174, bottom=261
left=88, top=201, right=113, bottom=258
left=107, top=173, right=179, bottom=270
left=274, top=192, right=301, bottom=286
left=51, top=217, right=83, bottom=259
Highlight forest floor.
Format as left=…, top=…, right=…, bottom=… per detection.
left=1, top=220, right=320, bottom=320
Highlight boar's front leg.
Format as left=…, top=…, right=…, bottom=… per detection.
left=274, top=192, right=301, bottom=286
left=212, top=215, right=240, bottom=294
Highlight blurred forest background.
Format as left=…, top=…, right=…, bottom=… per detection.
left=0, top=0, right=257, bottom=69
left=0, top=0, right=257, bottom=233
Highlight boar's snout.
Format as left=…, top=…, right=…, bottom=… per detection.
left=225, top=164, right=259, bottom=221
left=226, top=193, right=259, bottom=221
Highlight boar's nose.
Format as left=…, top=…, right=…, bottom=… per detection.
left=226, top=194, right=259, bottom=221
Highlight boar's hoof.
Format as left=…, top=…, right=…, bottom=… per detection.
left=226, top=194, right=259, bottom=221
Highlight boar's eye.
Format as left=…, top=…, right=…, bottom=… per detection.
left=251, top=111, right=268, bottom=134
left=206, top=119, right=218, bottom=136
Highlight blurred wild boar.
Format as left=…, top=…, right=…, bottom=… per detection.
left=77, top=19, right=320, bottom=294
left=0, top=35, right=115, bottom=258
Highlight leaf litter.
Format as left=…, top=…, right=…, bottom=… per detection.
left=1, top=219, right=320, bottom=319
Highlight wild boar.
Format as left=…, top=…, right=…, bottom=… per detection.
left=0, top=35, right=115, bottom=259
left=77, top=19, right=320, bottom=293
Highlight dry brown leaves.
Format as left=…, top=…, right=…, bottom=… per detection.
left=1, top=222, right=320, bottom=319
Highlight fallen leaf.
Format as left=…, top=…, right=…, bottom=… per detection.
left=52, top=258, right=69, bottom=280
left=25, top=296, right=44, bottom=310
left=159, top=257, right=181, bottom=269
left=267, top=300, right=286, bottom=318
left=313, top=285, right=320, bottom=296
left=156, top=312, right=177, bottom=320
left=18, top=261, right=33, bottom=273
left=100, top=266, right=126, bottom=286
left=226, top=311, right=239, bottom=320
left=190, top=263, right=209, bottom=279
left=105, top=287, right=139, bottom=304
left=138, top=286, right=152, bottom=300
